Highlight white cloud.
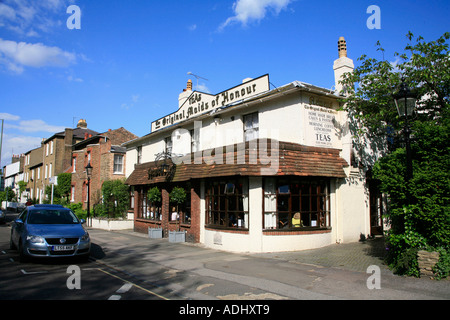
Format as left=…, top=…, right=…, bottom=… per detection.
left=0, top=0, right=72, bottom=37
left=17, top=119, right=66, bottom=133
left=219, top=0, right=293, bottom=31
left=3, top=115, right=65, bottom=133
left=196, top=83, right=211, bottom=93
left=121, top=94, right=140, bottom=110
left=0, top=38, right=76, bottom=73
left=67, top=75, right=83, bottom=82
left=0, top=113, right=20, bottom=121
left=0, top=133, right=43, bottom=167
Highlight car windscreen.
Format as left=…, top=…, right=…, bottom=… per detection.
left=27, top=210, right=80, bottom=225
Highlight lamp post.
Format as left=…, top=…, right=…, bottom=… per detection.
left=85, top=161, right=93, bottom=226
left=393, top=79, right=417, bottom=202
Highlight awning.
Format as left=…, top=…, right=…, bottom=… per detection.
left=125, top=140, right=348, bottom=186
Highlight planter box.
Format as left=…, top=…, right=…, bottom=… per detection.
left=90, top=218, right=133, bottom=231
left=169, top=230, right=185, bottom=243
left=148, top=227, right=163, bottom=239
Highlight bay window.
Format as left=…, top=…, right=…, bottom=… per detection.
left=206, top=178, right=249, bottom=229
left=264, top=177, right=330, bottom=230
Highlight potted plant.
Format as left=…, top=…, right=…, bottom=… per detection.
left=168, top=186, right=187, bottom=242
left=147, top=187, right=163, bottom=239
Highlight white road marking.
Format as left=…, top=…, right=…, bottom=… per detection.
left=116, top=283, right=133, bottom=294
left=21, top=269, right=48, bottom=275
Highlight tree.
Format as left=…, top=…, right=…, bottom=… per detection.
left=0, top=187, right=16, bottom=204
left=57, top=173, right=72, bottom=202
left=340, top=32, right=450, bottom=278
left=100, top=179, right=129, bottom=218
left=170, top=186, right=187, bottom=231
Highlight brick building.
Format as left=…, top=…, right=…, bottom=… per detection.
left=69, top=127, right=137, bottom=211
left=23, top=146, right=44, bottom=202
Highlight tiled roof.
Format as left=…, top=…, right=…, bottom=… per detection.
left=125, top=140, right=348, bottom=186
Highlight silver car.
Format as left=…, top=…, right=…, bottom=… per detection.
left=10, top=204, right=90, bottom=262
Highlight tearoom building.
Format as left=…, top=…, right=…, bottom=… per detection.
left=124, top=38, right=384, bottom=253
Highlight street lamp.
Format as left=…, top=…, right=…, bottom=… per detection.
left=85, top=161, right=93, bottom=226
left=393, top=79, right=417, bottom=201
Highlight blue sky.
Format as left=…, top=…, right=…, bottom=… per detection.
left=0, top=0, right=449, bottom=166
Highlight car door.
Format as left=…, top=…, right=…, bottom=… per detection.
left=11, top=210, right=28, bottom=247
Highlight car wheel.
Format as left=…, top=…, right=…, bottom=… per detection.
left=9, top=235, right=16, bottom=250
left=18, top=240, right=29, bottom=263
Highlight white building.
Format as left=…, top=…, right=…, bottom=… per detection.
left=124, top=38, right=384, bottom=253
left=3, top=156, right=25, bottom=205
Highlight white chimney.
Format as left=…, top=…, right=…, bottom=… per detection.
left=333, top=37, right=354, bottom=96
left=178, top=79, right=193, bottom=108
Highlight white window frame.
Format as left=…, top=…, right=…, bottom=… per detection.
left=113, top=154, right=124, bottom=174
left=243, top=112, right=259, bottom=141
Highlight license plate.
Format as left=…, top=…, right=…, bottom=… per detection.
left=52, top=245, right=74, bottom=251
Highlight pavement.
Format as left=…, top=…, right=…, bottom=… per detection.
left=87, top=227, right=450, bottom=300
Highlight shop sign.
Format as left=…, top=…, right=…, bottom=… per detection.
left=151, top=74, right=270, bottom=132
left=304, top=100, right=339, bottom=148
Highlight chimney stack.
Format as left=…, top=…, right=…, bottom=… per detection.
left=179, top=79, right=193, bottom=107
left=333, top=36, right=354, bottom=96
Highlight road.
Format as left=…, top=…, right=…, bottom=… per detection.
left=1, top=210, right=449, bottom=308
left=0, top=215, right=173, bottom=300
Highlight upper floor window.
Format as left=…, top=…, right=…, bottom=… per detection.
left=165, top=136, right=172, bottom=154
left=190, top=128, right=200, bottom=153
left=243, top=112, right=259, bottom=141
left=114, top=154, right=124, bottom=174
left=137, top=146, right=142, bottom=164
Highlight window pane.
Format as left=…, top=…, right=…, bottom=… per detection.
left=278, top=194, right=289, bottom=212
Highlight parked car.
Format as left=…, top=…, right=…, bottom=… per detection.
left=0, top=209, right=5, bottom=224
left=10, top=204, right=90, bottom=262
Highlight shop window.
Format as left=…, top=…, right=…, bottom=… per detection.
left=138, top=188, right=162, bottom=221
left=206, top=178, right=249, bottom=229
left=263, top=177, right=330, bottom=230
left=170, top=184, right=191, bottom=225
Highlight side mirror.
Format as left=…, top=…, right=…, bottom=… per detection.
left=14, top=219, right=24, bottom=224
left=80, top=219, right=86, bottom=224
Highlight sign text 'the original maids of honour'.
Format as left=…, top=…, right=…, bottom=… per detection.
left=151, top=75, right=270, bottom=132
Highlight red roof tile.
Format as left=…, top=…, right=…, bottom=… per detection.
left=125, top=139, right=348, bottom=186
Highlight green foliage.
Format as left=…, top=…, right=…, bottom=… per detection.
left=43, top=173, right=72, bottom=205
left=434, top=248, right=450, bottom=280
left=147, top=186, right=161, bottom=204
left=67, top=202, right=87, bottom=220
left=100, top=179, right=130, bottom=218
left=170, top=186, right=187, bottom=205
left=57, top=173, right=72, bottom=200
left=0, top=187, right=16, bottom=203
left=342, top=32, right=450, bottom=278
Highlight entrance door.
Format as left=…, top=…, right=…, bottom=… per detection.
left=369, top=181, right=383, bottom=235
